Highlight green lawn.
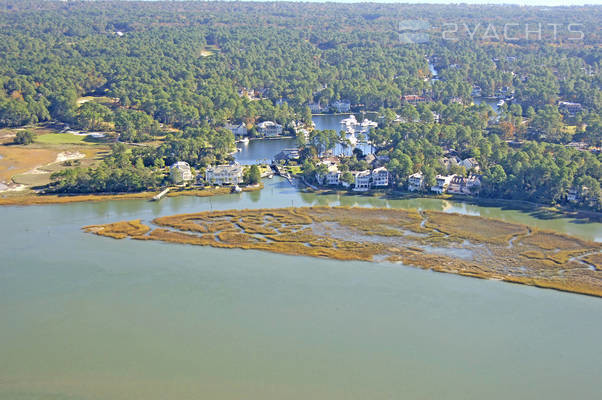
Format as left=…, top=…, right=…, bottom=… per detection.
left=35, top=133, right=104, bottom=145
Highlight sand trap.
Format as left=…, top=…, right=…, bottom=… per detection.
left=56, top=151, right=85, bottom=163
left=0, top=182, right=25, bottom=192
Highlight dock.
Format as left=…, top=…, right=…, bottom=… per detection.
left=152, top=188, right=170, bottom=201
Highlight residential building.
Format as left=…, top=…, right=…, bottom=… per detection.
left=205, top=163, right=243, bottom=185
left=353, top=170, right=372, bottom=191
left=308, top=102, right=325, bottom=113
left=459, top=157, right=480, bottom=172
left=447, top=175, right=482, bottom=195
left=332, top=100, right=351, bottom=113
left=170, top=161, right=193, bottom=184
left=315, top=162, right=341, bottom=186
left=439, top=156, right=460, bottom=170
left=558, top=101, right=582, bottom=115
left=256, top=121, right=283, bottom=137
left=408, top=172, right=424, bottom=192
left=326, top=169, right=341, bottom=185
left=225, top=122, right=247, bottom=138
left=431, top=174, right=455, bottom=194
left=371, top=167, right=389, bottom=187
left=402, top=95, right=427, bottom=105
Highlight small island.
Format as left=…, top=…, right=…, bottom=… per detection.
left=84, top=206, right=602, bottom=297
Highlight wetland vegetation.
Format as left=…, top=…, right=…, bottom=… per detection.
left=85, top=206, right=602, bottom=297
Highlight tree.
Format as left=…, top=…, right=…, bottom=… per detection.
left=14, top=130, right=35, bottom=145
left=244, top=164, right=261, bottom=185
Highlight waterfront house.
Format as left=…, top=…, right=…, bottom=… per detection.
left=308, top=102, right=324, bottom=113
left=225, top=122, right=248, bottom=138
left=353, top=170, right=372, bottom=191
left=257, top=121, right=283, bottom=137
left=447, top=175, right=482, bottom=195
left=408, top=172, right=424, bottom=191
left=170, top=161, right=193, bottom=184
left=332, top=100, right=351, bottom=113
left=371, top=167, right=389, bottom=187
left=205, top=163, right=243, bottom=185
left=315, top=161, right=341, bottom=186
left=431, top=174, right=455, bottom=194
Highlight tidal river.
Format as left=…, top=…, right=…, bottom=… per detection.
left=1, top=178, right=601, bottom=400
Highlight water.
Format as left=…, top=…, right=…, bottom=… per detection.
left=1, top=178, right=601, bottom=399
left=235, top=114, right=375, bottom=164
left=473, top=96, right=501, bottom=113
left=235, top=137, right=297, bottom=165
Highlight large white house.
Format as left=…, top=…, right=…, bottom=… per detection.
left=257, top=121, right=283, bottom=137
left=371, top=167, right=389, bottom=187
left=170, top=161, right=193, bottom=184
left=353, top=170, right=372, bottom=191
left=408, top=172, right=424, bottom=191
left=225, top=122, right=248, bottom=138
left=205, top=163, right=243, bottom=185
left=431, top=174, right=455, bottom=194
left=332, top=100, right=351, bottom=113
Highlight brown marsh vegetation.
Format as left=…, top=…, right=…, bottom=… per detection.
left=84, top=206, right=602, bottom=297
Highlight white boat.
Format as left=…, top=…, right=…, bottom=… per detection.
left=240, top=137, right=249, bottom=144
left=232, top=185, right=242, bottom=193
left=340, top=115, right=357, bottom=126
left=497, top=99, right=505, bottom=107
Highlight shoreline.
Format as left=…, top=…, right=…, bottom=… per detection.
left=0, top=184, right=263, bottom=206
left=298, top=184, right=602, bottom=223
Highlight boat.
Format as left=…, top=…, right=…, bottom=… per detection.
left=497, top=99, right=505, bottom=107
left=232, top=185, right=242, bottom=193
left=240, top=137, right=249, bottom=144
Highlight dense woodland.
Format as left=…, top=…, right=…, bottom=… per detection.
left=0, top=1, right=600, bottom=210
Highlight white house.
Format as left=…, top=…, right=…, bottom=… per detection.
left=371, top=167, right=389, bottom=187
left=326, top=169, right=341, bottom=185
left=225, top=122, right=247, bottom=138
left=431, top=174, right=455, bottom=194
left=332, top=100, right=351, bottom=113
left=170, top=161, right=193, bottom=184
left=316, top=161, right=341, bottom=185
left=205, top=163, right=243, bottom=185
left=408, top=172, right=424, bottom=191
left=257, top=121, right=283, bottom=137
left=353, top=170, right=372, bottom=191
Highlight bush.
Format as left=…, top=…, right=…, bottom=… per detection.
left=14, top=130, right=35, bottom=145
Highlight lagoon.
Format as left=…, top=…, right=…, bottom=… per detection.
left=235, top=114, right=375, bottom=164
left=1, top=178, right=601, bottom=399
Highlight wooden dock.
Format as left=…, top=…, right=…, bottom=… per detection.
left=152, top=188, right=170, bottom=201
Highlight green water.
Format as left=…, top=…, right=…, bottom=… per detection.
left=1, top=178, right=601, bottom=399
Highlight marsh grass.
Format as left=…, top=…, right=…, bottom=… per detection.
left=85, top=206, right=602, bottom=297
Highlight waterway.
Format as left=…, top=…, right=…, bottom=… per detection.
left=235, top=114, right=374, bottom=164
left=0, top=177, right=601, bottom=400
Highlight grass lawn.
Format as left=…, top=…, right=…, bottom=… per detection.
left=35, top=133, right=106, bottom=145
left=562, top=125, right=577, bottom=135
